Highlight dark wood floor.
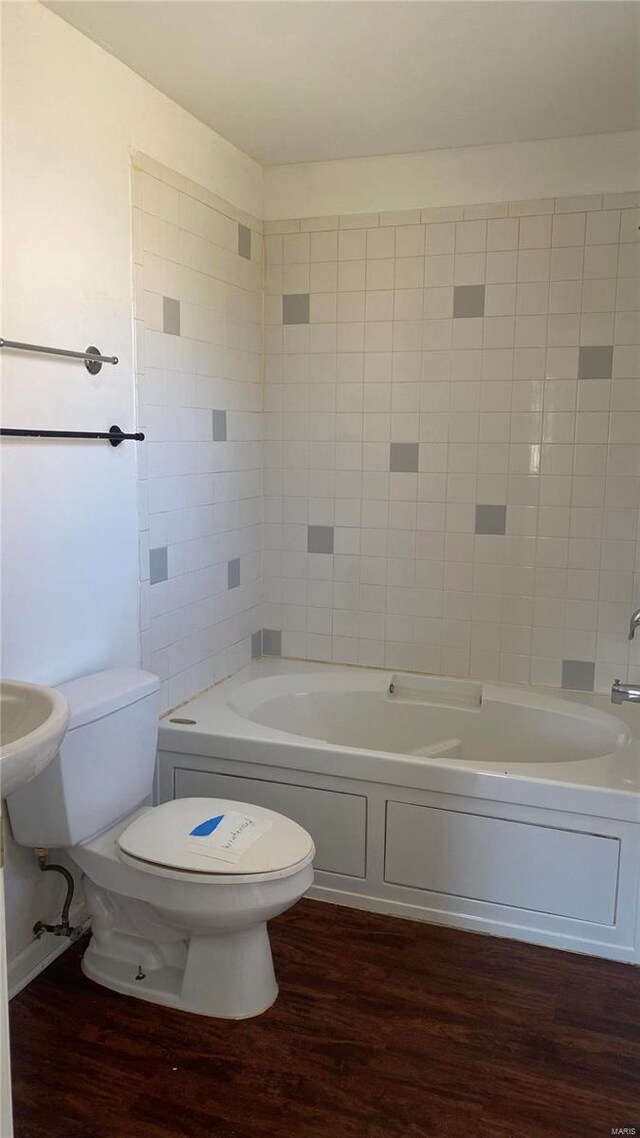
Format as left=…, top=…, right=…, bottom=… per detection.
left=10, top=899, right=640, bottom=1138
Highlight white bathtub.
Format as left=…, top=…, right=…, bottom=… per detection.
left=228, top=669, right=631, bottom=767
left=158, top=660, right=640, bottom=964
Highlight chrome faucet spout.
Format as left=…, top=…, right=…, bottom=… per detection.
left=628, top=608, right=640, bottom=641
left=611, top=679, right=640, bottom=705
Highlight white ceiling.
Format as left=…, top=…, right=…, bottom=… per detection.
left=45, top=1, right=640, bottom=166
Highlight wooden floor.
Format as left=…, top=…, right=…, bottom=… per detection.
left=10, top=899, right=640, bottom=1138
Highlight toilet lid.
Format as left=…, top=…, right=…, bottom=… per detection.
left=117, top=798, right=314, bottom=876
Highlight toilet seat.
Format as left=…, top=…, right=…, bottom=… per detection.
left=117, top=798, right=315, bottom=882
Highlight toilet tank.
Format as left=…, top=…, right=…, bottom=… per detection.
left=7, top=668, right=160, bottom=848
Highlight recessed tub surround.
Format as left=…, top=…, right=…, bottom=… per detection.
left=158, top=658, right=640, bottom=965
left=262, top=190, right=640, bottom=696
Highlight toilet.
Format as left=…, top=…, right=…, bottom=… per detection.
left=6, top=668, right=315, bottom=1019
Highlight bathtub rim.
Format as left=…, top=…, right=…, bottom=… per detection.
left=158, top=659, right=640, bottom=824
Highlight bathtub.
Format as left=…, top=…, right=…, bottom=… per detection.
left=157, top=660, right=640, bottom=964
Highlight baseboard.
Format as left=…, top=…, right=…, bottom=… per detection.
left=8, top=902, right=89, bottom=1000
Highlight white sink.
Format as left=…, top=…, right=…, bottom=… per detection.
left=0, top=680, right=69, bottom=798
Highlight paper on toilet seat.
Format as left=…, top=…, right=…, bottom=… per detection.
left=188, top=811, right=273, bottom=864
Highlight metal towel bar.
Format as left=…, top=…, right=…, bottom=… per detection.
left=0, top=338, right=118, bottom=374
left=0, top=425, right=144, bottom=447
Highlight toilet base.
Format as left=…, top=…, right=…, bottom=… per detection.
left=80, top=878, right=280, bottom=1018
left=82, top=922, right=279, bottom=1019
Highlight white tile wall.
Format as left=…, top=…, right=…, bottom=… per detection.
left=132, top=169, right=640, bottom=703
left=263, top=192, right=640, bottom=693
left=133, top=156, right=263, bottom=712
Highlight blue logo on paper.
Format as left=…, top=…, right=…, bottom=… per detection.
left=189, top=815, right=224, bottom=837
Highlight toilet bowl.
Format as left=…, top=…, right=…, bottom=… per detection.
left=73, top=798, right=314, bottom=1018
left=6, top=669, right=315, bottom=1019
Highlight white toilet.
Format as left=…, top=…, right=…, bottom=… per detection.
left=6, top=668, right=315, bottom=1019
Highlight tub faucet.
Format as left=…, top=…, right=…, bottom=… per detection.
left=628, top=608, right=640, bottom=640
left=611, top=680, right=640, bottom=705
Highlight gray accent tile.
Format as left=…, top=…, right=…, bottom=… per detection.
left=282, top=293, right=310, bottom=325
left=453, top=284, right=485, bottom=318
left=162, top=296, right=180, bottom=336
left=227, top=557, right=240, bottom=589
left=307, top=525, right=334, bottom=554
left=475, top=504, right=507, bottom=535
left=238, top=223, right=252, bottom=260
left=578, top=345, right=613, bottom=380
left=212, top=409, right=227, bottom=441
left=149, top=546, right=168, bottom=585
left=262, top=629, right=281, bottom=657
left=251, top=630, right=262, bottom=658
left=390, top=442, right=419, bottom=473
left=561, top=659, right=595, bottom=692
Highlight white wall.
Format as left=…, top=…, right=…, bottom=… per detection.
left=1, top=1, right=262, bottom=972
left=264, top=131, right=640, bottom=219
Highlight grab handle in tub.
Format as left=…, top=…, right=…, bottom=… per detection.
left=387, top=674, right=482, bottom=709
